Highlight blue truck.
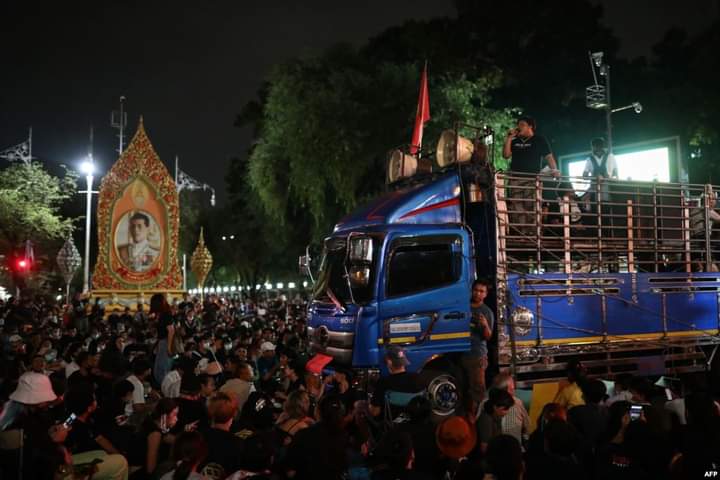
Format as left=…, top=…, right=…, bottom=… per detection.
left=301, top=129, right=720, bottom=414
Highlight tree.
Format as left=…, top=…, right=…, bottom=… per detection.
left=221, top=156, right=307, bottom=296
left=0, top=162, right=77, bottom=290
left=239, top=43, right=518, bottom=243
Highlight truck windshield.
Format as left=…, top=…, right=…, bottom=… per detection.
left=313, top=236, right=375, bottom=305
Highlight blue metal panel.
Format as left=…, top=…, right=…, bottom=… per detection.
left=352, top=304, right=382, bottom=368
left=506, top=272, right=720, bottom=343
left=334, top=173, right=461, bottom=232
left=376, top=227, right=472, bottom=372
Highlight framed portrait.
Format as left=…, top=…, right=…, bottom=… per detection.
left=113, top=209, right=163, bottom=273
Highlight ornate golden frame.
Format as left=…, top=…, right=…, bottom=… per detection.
left=92, top=118, right=182, bottom=290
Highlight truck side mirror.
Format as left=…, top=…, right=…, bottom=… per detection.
left=349, top=236, right=373, bottom=263
left=299, top=246, right=315, bottom=285
left=298, top=254, right=311, bottom=276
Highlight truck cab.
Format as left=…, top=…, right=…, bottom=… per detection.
left=306, top=172, right=474, bottom=414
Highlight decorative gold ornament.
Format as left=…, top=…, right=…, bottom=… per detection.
left=92, top=117, right=182, bottom=291
left=191, top=227, right=213, bottom=301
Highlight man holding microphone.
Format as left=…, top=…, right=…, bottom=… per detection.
left=502, top=116, right=559, bottom=236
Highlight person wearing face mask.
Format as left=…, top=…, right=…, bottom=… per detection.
left=132, top=398, right=179, bottom=478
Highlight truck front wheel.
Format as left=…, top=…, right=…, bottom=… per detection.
left=426, top=372, right=461, bottom=417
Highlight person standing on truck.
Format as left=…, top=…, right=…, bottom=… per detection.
left=502, top=116, right=559, bottom=237
left=690, top=187, right=720, bottom=272
left=582, top=137, right=618, bottom=235
left=462, top=279, right=495, bottom=405
left=582, top=138, right=617, bottom=186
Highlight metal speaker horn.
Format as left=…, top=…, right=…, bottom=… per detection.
left=436, top=130, right=474, bottom=167
left=387, top=149, right=418, bottom=183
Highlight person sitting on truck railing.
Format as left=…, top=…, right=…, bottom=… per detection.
left=462, top=279, right=495, bottom=405
left=502, top=116, right=559, bottom=237
left=369, top=346, right=424, bottom=420
left=689, top=187, right=720, bottom=272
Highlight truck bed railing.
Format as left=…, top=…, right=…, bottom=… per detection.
left=494, top=172, right=720, bottom=275
left=492, top=172, right=720, bottom=381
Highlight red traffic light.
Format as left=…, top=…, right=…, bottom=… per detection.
left=17, top=259, right=28, bottom=269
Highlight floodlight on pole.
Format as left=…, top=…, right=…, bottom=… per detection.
left=585, top=51, right=642, bottom=153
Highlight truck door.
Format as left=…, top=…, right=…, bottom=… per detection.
left=377, top=229, right=472, bottom=370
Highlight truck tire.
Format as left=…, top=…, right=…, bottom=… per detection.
left=425, top=371, right=461, bottom=417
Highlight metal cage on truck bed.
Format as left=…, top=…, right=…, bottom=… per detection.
left=493, top=171, right=720, bottom=384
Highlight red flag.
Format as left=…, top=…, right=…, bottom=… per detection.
left=410, top=63, right=430, bottom=155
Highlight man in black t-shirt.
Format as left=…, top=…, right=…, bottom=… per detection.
left=369, top=346, right=424, bottom=420
left=501, top=116, right=558, bottom=237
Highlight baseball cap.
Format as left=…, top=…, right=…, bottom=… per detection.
left=385, top=346, right=410, bottom=367
left=260, top=341, right=276, bottom=353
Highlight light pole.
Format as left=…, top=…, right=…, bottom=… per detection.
left=586, top=51, right=642, bottom=153
left=80, top=159, right=96, bottom=293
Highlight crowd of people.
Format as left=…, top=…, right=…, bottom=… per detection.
left=1, top=292, right=719, bottom=480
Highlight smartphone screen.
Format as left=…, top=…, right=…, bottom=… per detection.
left=629, top=405, right=643, bottom=421
left=63, top=413, right=77, bottom=428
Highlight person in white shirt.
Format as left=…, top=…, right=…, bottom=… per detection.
left=604, top=373, right=634, bottom=406
left=477, top=372, right=530, bottom=445
left=127, top=357, right=154, bottom=414
left=582, top=137, right=617, bottom=182
left=161, top=369, right=182, bottom=399
left=220, top=358, right=256, bottom=414
left=161, top=357, right=196, bottom=398
left=582, top=137, right=617, bottom=208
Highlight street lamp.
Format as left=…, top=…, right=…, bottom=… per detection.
left=585, top=51, right=642, bottom=153
left=80, top=159, right=96, bottom=293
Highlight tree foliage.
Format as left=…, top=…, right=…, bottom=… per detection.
left=0, top=162, right=77, bottom=292
left=0, top=162, right=77, bottom=251
left=240, top=44, right=518, bottom=241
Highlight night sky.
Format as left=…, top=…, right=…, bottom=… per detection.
left=1, top=0, right=716, bottom=203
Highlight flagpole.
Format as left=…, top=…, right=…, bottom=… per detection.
left=175, top=155, right=179, bottom=185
